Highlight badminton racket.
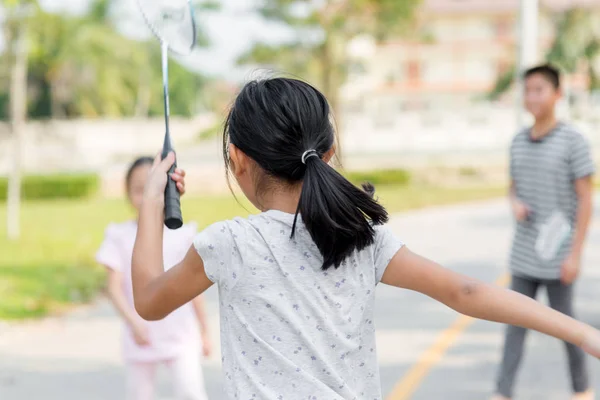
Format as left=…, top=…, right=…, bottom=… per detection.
left=136, top=0, right=197, bottom=229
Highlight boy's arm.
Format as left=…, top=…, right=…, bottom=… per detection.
left=509, top=180, right=529, bottom=222
left=563, top=132, right=596, bottom=283
left=508, top=139, right=530, bottom=221
left=571, top=176, right=593, bottom=257
left=561, top=176, right=594, bottom=284
left=381, top=247, right=599, bottom=351
left=509, top=180, right=518, bottom=206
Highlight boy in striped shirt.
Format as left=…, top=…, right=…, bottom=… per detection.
left=492, top=64, right=596, bottom=400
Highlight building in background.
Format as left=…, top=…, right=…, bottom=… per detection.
left=342, top=0, right=600, bottom=117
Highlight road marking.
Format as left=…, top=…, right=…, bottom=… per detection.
left=386, top=273, right=511, bottom=400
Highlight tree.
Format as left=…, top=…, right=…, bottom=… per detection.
left=10, top=0, right=217, bottom=120
left=546, top=8, right=600, bottom=82
left=489, top=8, right=600, bottom=101
left=4, top=0, right=35, bottom=240
left=238, top=0, right=420, bottom=160
left=2, top=0, right=217, bottom=238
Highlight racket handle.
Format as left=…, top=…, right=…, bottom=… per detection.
left=164, top=161, right=183, bottom=230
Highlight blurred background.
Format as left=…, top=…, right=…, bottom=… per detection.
left=2, top=0, right=600, bottom=399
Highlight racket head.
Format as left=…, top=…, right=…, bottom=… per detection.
left=136, top=0, right=197, bottom=55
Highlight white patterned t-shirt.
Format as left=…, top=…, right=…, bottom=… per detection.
left=193, top=210, right=403, bottom=400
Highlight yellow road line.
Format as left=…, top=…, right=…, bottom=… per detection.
left=386, top=273, right=511, bottom=400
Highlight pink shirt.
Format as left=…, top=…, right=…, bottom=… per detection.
left=96, top=220, right=200, bottom=362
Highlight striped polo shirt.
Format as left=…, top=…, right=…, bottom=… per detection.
left=509, top=122, right=595, bottom=280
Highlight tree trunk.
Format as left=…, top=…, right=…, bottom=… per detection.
left=134, top=68, right=151, bottom=118
left=7, top=19, right=29, bottom=241
left=50, top=80, right=66, bottom=119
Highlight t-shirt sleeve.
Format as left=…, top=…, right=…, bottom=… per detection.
left=178, top=221, right=198, bottom=257
left=95, top=223, right=124, bottom=272
left=193, top=221, right=236, bottom=285
left=180, top=222, right=198, bottom=246
left=569, top=133, right=595, bottom=180
left=373, top=225, right=404, bottom=283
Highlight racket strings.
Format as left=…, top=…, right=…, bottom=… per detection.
left=137, top=0, right=196, bottom=54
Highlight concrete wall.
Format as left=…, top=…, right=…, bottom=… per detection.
left=2, top=108, right=600, bottom=197
left=342, top=106, right=600, bottom=160
left=0, top=114, right=217, bottom=175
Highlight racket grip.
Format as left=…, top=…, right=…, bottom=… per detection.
left=164, top=162, right=183, bottom=230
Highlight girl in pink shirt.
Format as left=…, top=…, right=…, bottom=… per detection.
left=96, top=156, right=211, bottom=400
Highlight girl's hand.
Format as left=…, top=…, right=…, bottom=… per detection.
left=131, top=322, right=151, bottom=347
left=581, top=328, right=600, bottom=358
left=171, top=167, right=186, bottom=195
left=201, top=331, right=213, bottom=358
left=143, top=152, right=187, bottom=203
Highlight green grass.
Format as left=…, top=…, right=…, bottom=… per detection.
left=0, top=184, right=505, bottom=320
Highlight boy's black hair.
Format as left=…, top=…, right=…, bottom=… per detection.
left=524, top=64, right=561, bottom=89
left=126, top=156, right=154, bottom=189
left=223, top=78, right=389, bottom=270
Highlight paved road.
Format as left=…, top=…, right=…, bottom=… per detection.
left=2, top=198, right=600, bottom=399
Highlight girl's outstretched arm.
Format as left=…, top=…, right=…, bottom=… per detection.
left=192, top=295, right=213, bottom=357
left=132, top=153, right=213, bottom=321
left=105, top=268, right=151, bottom=345
left=381, top=247, right=600, bottom=356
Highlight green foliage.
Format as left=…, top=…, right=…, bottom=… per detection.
left=458, top=166, right=479, bottom=177
left=0, top=195, right=257, bottom=319
left=344, top=168, right=411, bottom=186
left=145, top=46, right=207, bottom=117
left=237, top=42, right=322, bottom=83
left=239, top=0, right=421, bottom=119
left=488, top=66, right=516, bottom=101
left=0, top=174, right=99, bottom=200
left=0, top=184, right=508, bottom=319
left=489, top=7, right=600, bottom=97
left=1, top=0, right=214, bottom=120
left=0, top=261, right=105, bottom=319
left=197, top=121, right=223, bottom=141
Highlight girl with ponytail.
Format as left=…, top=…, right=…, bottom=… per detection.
left=131, top=77, right=600, bottom=399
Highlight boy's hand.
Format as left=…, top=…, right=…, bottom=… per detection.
left=561, top=253, right=580, bottom=285
left=511, top=198, right=530, bottom=222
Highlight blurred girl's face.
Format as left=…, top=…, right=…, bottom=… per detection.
left=127, top=163, right=151, bottom=213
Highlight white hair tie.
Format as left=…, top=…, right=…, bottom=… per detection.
left=301, top=149, right=319, bottom=164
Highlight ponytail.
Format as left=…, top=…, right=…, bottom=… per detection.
left=292, top=155, right=388, bottom=270
left=224, top=77, right=389, bottom=270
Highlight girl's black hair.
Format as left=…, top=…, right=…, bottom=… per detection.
left=223, top=78, right=389, bottom=270
left=126, top=156, right=154, bottom=189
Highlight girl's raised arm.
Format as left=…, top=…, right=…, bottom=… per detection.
left=131, top=153, right=213, bottom=321
left=381, top=246, right=600, bottom=357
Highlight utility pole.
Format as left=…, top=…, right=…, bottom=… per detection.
left=516, top=0, right=539, bottom=130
